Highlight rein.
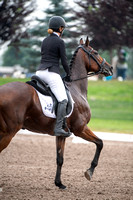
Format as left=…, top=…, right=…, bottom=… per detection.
left=70, top=45, right=106, bottom=82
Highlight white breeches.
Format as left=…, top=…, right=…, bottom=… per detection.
left=36, top=69, right=68, bottom=102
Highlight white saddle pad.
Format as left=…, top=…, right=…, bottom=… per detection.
left=36, top=90, right=74, bottom=118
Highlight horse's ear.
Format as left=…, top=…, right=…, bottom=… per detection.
left=85, top=36, right=89, bottom=46
left=80, top=38, right=83, bottom=45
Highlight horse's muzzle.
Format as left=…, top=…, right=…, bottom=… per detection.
left=103, top=65, right=113, bottom=77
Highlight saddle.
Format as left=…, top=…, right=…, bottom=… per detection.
left=26, top=75, right=73, bottom=116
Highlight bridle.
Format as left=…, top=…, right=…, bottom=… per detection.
left=70, top=45, right=106, bottom=81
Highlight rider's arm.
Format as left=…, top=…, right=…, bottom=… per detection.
left=59, top=39, right=70, bottom=75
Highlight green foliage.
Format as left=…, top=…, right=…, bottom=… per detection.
left=5, top=0, right=79, bottom=71
left=3, top=46, right=27, bottom=66
left=0, top=0, right=35, bottom=45
left=74, top=0, right=133, bottom=78
left=74, top=0, right=133, bottom=50
left=2, top=0, right=133, bottom=78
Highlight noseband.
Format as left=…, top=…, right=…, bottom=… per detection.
left=71, top=45, right=106, bottom=81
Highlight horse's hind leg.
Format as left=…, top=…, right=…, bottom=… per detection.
left=79, top=125, right=103, bottom=181
left=0, top=108, right=22, bottom=153
left=0, top=133, right=14, bottom=153
left=55, top=136, right=66, bottom=189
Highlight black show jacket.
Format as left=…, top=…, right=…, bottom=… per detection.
left=38, top=33, right=70, bottom=75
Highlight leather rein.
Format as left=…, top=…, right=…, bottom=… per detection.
left=70, top=45, right=106, bottom=81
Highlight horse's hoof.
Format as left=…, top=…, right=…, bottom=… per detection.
left=55, top=181, right=66, bottom=189
left=59, top=184, right=66, bottom=189
left=84, top=169, right=92, bottom=181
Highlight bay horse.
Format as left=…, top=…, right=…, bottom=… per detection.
left=0, top=37, right=113, bottom=189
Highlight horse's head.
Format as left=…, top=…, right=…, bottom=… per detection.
left=79, top=37, right=113, bottom=77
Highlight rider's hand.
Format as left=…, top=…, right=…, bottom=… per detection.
left=64, top=74, right=71, bottom=82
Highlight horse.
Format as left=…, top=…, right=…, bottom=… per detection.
left=0, top=37, right=113, bottom=189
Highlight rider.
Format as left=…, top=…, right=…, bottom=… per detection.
left=36, top=16, right=71, bottom=137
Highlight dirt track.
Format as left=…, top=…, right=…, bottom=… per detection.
left=0, top=134, right=133, bottom=200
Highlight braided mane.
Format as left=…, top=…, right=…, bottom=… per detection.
left=69, top=46, right=80, bottom=70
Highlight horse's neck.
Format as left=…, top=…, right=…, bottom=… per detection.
left=70, top=51, right=88, bottom=96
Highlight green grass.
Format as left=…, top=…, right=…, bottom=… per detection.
left=0, top=78, right=133, bottom=134
left=87, top=80, right=133, bottom=134
left=88, top=119, right=133, bottom=134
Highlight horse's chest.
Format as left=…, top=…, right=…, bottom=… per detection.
left=74, top=99, right=91, bottom=120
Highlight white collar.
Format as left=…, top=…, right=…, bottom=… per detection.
left=53, top=32, right=59, bottom=37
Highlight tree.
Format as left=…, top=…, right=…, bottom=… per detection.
left=0, top=0, right=35, bottom=45
left=7, top=0, right=80, bottom=72
left=2, top=46, right=32, bottom=68
left=74, top=0, right=133, bottom=51
left=73, top=0, right=133, bottom=78
left=41, top=0, right=80, bottom=58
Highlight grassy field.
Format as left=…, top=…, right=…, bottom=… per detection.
left=87, top=80, right=133, bottom=134
left=0, top=77, right=30, bottom=85
left=0, top=77, right=133, bottom=134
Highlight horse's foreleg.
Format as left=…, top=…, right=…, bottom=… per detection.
left=80, top=125, right=103, bottom=181
left=55, top=136, right=66, bottom=189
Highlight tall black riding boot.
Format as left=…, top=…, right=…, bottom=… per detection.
left=54, top=99, right=71, bottom=137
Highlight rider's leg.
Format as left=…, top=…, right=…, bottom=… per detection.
left=36, top=69, right=71, bottom=137
left=54, top=99, right=71, bottom=137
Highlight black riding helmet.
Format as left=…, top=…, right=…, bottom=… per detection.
left=48, top=16, right=67, bottom=31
